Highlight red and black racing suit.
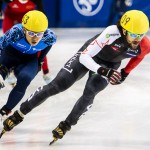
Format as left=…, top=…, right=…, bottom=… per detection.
left=19, top=25, right=150, bottom=126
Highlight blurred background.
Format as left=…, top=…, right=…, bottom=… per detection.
left=0, top=0, right=150, bottom=28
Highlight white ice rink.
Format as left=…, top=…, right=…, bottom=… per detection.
left=0, top=28, right=150, bottom=150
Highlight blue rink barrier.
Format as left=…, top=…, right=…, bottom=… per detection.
left=0, top=0, right=58, bottom=28
left=57, top=0, right=114, bottom=27
left=106, top=0, right=150, bottom=25
left=0, top=0, right=150, bottom=28
left=43, top=0, right=58, bottom=27
left=128, top=0, right=150, bottom=20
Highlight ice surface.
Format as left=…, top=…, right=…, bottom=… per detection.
left=0, top=28, right=150, bottom=150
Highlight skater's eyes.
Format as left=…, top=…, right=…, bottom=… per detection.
left=26, top=30, right=44, bottom=37
left=127, top=31, right=144, bottom=38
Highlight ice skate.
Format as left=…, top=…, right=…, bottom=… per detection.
left=0, top=106, right=11, bottom=122
left=0, top=111, right=23, bottom=138
left=49, top=121, right=71, bottom=145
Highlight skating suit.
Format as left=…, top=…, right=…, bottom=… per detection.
left=19, top=25, right=150, bottom=125
left=0, top=23, right=56, bottom=110
left=1, top=0, right=49, bottom=74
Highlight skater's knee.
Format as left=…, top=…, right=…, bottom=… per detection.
left=49, top=79, right=70, bottom=93
left=17, top=73, right=34, bottom=86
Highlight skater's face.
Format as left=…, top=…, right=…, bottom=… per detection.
left=123, top=29, right=144, bottom=50
left=24, top=29, right=44, bottom=46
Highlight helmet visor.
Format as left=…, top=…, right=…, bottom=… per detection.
left=26, top=30, right=44, bottom=37
left=127, top=31, right=145, bottom=38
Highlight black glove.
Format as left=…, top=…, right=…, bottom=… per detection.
left=118, top=69, right=129, bottom=84
left=97, top=67, right=121, bottom=85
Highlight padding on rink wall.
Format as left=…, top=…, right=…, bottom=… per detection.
left=45, top=0, right=150, bottom=28
left=43, top=0, right=59, bottom=27
left=57, top=0, right=114, bottom=27
left=128, top=0, right=150, bottom=21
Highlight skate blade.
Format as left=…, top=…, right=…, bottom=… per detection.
left=49, top=137, right=58, bottom=145
left=0, top=129, right=6, bottom=138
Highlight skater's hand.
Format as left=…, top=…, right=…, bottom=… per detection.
left=97, top=67, right=121, bottom=85
left=113, top=69, right=129, bottom=85
left=0, top=75, right=5, bottom=89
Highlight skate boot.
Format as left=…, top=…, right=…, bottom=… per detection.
left=0, top=111, right=23, bottom=138
left=49, top=121, right=71, bottom=145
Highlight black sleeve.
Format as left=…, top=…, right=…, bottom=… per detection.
left=38, top=46, right=52, bottom=63
left=31, top=0, right=44, bottom=12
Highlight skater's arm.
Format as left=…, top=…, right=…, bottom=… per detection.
left=79, top=25, right=121, bottom=73
left=124, top=36, right=150, bottom=73
left=38, top=46, right=52, bottom=63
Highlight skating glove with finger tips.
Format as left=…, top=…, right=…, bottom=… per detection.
left=97, top=67, right=121, bottom=85
left=110, top=68, right=129, bottom=85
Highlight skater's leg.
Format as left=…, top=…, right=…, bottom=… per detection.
left=19, top=52, right=88, bottom=115
left=1, top=60, right=38, bottom=114
left=20, top=68, right=85, bottom=115
left=52, top=72, right=109, bottom=139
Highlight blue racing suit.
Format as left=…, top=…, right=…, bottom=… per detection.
left=0, top=23, right=56, bottom=112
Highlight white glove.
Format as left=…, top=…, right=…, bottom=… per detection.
left=0, top=75, right=5, bottom=89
